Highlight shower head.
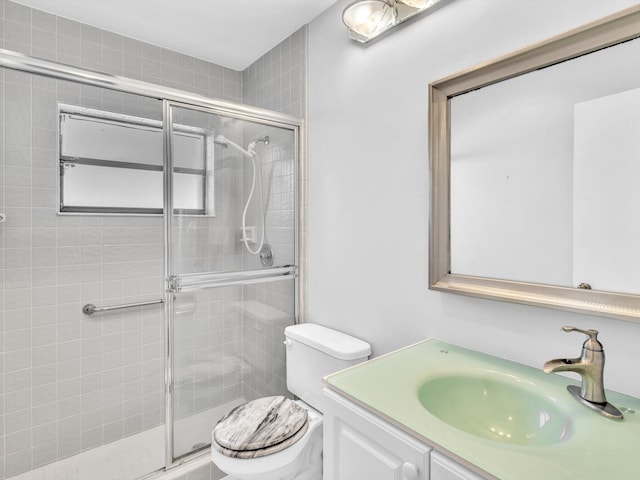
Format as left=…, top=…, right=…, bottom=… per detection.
left=248, top=135, right=270, bottom=151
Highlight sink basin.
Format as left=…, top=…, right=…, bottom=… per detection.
left=326, top=339, right=640, bottom=479
left=418, top=374, right=573, bottom=446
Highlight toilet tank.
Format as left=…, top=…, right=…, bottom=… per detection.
left=284, top=323, right=371, bottom=413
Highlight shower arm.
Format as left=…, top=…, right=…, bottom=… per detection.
left=215, top=135, right=255, bottom=157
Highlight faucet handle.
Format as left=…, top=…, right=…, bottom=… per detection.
left=562, top=326, right=603, bottom=351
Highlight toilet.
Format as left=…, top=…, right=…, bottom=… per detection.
left=211, top=323, right=371, bottom=480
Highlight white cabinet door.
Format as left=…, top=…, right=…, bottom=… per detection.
left=431, top=451, right=487, bottom=480
left=324, top=388, right=431, bottom=480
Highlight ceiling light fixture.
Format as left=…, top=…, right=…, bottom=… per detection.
left=342, top=1, right=397, bottom=38
left=342, top=0, right=443, bottom=44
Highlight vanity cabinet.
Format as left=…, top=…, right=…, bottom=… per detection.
left=430, top=451, right=486, bottom=480
left=323, top=388, right=431, bottom=480
left=324, top=388, right=488, bottom=480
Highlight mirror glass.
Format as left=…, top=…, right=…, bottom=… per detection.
left=450, top=36, right=640, bottom=295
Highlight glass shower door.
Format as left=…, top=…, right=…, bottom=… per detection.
left=164, top=103, right=299, bottom=462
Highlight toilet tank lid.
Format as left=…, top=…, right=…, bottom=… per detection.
left=285, top=323, right=371, bottom=360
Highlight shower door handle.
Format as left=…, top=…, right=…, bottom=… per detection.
left=168, top=265, right=297, bottom=293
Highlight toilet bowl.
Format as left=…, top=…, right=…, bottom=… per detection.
left=210, top=323, right=371, bottom=480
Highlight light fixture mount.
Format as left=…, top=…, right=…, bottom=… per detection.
left=342, top=0, right=444, bottom=44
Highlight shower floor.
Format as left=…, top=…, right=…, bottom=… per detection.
left=7, top=426, right=164, bottom=480
left=7, top=400, right=244, bottom=480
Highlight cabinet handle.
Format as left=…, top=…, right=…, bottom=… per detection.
left=401, top=462, right=419, bottom=480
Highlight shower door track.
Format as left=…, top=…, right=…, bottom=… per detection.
left=0, top=48, right=305, bottom=476
left=0, top=49, right=300, bottom=126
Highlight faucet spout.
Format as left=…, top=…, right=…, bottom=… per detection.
left=543, top=326, right=622, bottom=420
left=543, top=356, right=605, bottom=403
left=543, top=357, right=584, bottom=375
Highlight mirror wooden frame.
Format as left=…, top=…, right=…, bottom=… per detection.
left=429, top=5, right=640, bottom=322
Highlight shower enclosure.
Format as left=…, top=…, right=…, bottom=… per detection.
left=0, top=49, right=302, bottom=480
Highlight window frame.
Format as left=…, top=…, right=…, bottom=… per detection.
left=58, top=103, right=214, bottom=216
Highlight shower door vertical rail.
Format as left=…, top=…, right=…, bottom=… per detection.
left=163, top=100, right=176, bottom=468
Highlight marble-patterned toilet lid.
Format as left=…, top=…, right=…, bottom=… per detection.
left=212, top=396, right=309, bottom=459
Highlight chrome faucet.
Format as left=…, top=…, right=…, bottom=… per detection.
left=543, top=326, right=623, bottom=420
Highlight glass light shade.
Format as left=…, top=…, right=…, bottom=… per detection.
left=342, top=1, right=397, bottom=38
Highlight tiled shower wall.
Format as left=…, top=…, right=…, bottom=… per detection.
left=0, top=0, right=246, bottom=477
left=243, top=26, right=307, bottom=118
left=240, top=28, right=306, bottom=403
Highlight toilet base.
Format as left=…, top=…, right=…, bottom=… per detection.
left=290, top=433, right=322, bottom=480
left=219, top=463, right=320, bottom=480
left=214, top=431, right=321, bottom=480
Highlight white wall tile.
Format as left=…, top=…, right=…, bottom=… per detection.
left=31, top=364, right=56, bottom=386
left=57, top=359, right=80, bottom=381
left=31, top=272, right=55, bottom=291
left=5, top=329, right=31, bottom=351
left=5, top=308, right=30, bottom=330
left=5, top=449, right=31, bottom=477
left=5, top=370, right=30, bottom=393
left=57, top=339, right=81, bottom=361
left=32, top=228, right=56, bottom=247
left=31, top=345, right=55, bottom=368
left=5, top=388, right=31, bottom=414
left=32, top=441, right=57, bottom=468
left=31, top=247, right=56, bottom=267
left=32, top=325, right=56, bottom=346
left=31, top=285, right=56, bottom=306
left=4, top=288, right=30, bottom=310
left=57, top=247, right=81, bottom=265
left=5, top=269, right=30, bottom=289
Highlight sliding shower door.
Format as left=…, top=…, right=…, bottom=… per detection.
left=164, top=103, right=299, bottom=462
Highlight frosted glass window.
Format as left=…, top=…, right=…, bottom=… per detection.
left=59, top=104, right=213, bottom=215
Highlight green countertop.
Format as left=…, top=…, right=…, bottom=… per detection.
left=325, top=339, right=640, bottom=480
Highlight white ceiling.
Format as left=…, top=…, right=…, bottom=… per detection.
left=12, top=0, right=340, bottom=71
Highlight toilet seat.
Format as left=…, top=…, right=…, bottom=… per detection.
left=211, top=401, right=323, bottom=480
left=213, top=396, right=309, bottom=459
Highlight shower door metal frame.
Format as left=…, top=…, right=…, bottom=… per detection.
left=163, top=100, right=302, bottom=466
left=0, top=48, right=305, bottom=474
